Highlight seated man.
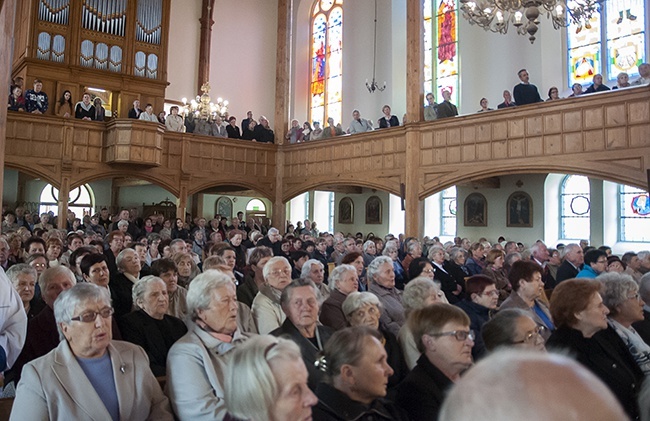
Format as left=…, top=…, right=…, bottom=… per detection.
left=24, top=79, right=49, bottom=114
left=348, top=109, right=372, bottom=134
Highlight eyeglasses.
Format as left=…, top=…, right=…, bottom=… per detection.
left=270, top=269, right=292, bottom=277
left=512, top=326, right=547, bottom=344
left=596, top=259, right=608, bottom=264
left=421, top=269, right=434, bottom=274
left=430, top=330, right=475, bottom=342
left=71, top=307, right=114, bottom=323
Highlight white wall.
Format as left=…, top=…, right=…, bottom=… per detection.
left=118, top=185, right=177, bottom=209
left=201, top=194, right=272, bottom=220
left=334, top=189, right=390, bottom=236
left=2, top=169, right=18, bottom=205
left=166, top=0, right=201, bottom=101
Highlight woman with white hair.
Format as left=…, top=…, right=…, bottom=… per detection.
left=118, top=276, right=187, bottom=376
left=599, top=272, right=650, bottom=375
left=342, top=292, right=407, bottom=394
left=6, top=264, right=45, bottom=319
left=383, top=243, right=406, bottom=290
left=367, top=256, right=404, bottom=337
left=11, top=283, right=173, bottom=420
left=110, top=248, right=142, bottom=318
left=225, top=335, right=317, bottom=420
left=166, top=270, right=253, bottom=420
left=320, top=264, right=359, bottom=331
left=399, top=277, right=447, bottom=369
left=301, top=258, right=330, bottom=300
left=362, top=240, right=377, bottom=267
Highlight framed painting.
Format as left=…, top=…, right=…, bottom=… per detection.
left=338, top=197, right=354, bottom=224
left=365, top=196, right=382, bottom=224
left=507, top=191, right=533, bottom=227
left=464, top=192, right=487, bottom=226
left=215, top=196, right=233, bottom=219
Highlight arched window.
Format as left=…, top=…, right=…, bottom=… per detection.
left=441, top=186, right=457, bottom=237
left=424, top=0, right=459, bottom=105
left=560, top=175, right=590, bottom=240
left=39, top=184, right=94, bottom=219
left=246, top=199, right=266, bottom=213
left=567, top=0, right=646, bottom=88
left=619, top=184, right=650, bottom=242
left=310, top=0, right=343, bottom=127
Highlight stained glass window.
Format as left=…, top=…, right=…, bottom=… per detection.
left=424, top=0, right=459, bottom=106
left=619, top=184, right=650, bottom=242
left=441, top=186, right=457, bottom=237
left=567, top=0, right=646, bottom=87
left=310, top=0, right=343, bottom=127
left=560, top=175, right=591, bottom=241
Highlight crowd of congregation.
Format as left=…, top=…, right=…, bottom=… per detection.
left=0, top=203, right=649, bottom=420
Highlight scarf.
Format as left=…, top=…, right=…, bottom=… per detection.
left=609, top=318, right=650, bottom=375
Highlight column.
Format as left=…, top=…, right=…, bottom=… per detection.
left=272, top=151, right=287, bottom=233
left=273, top=0, right=292, bottom=143
left=57, top=176, right=70, bottom=229
left=404, top=128, right=423, bottom=237
left=0, top=0, right=17, bottom=204
left=177, top=181, right=189, bottom=220
left=197, top=0, right=216, bottom=95
left=405, top=0, right=424, bottom=123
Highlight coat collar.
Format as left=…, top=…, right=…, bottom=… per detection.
left=51, top=340, right=135, bottom=421
left=315, top=382, right=395, bottom=420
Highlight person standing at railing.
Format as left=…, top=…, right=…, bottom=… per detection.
left=24, top=79, right=48, bottom=115
left=513, top=69, right=543, bottom=106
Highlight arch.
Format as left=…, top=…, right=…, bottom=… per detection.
left=283, top=179, right=400, bottom=203
left=246, top=198, right=266, bottom=212
left=187, top=180, right=274, bottom=200
left=39, top=184, right=94, bottom=219
left=3, top=163, right=60, bottom=189
left=71, top=170, right=181, bottom=197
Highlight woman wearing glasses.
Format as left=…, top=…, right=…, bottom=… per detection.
left=482, top=308, right=547, bottom=352
left=456, top=275, right=499, bottom=360
left=546, top=279, right=644, bottom=420
left=11, top=283, right=173, bottom=420
left=396, top=304, right=474, bottom=420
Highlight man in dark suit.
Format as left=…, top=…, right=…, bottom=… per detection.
left=632, top=274, right=650, bottom=344
left=436, top=89, right=458, bottom=118
left=128, top=99, right=143, bottom=119
left=555, top=243, right=584, bottom=284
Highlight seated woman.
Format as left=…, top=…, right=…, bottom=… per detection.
left=481, top=249, right=510, bottom=304
left=11, top=283, right=172, bottom=420
left=429, top=246, right=463, bottom=303
left=166, top=270, right=252, bottom=420
left=6, top=264, right=46, bottom=319
left=251, top=256, right=293, bottom=334
left=341, top=251, right=366, bottom=290
left=455, top=275, right=499, bottom=360
left=150, top=258, right=188, bottom=319
left=271, top=279, right=332, bottom=390
left=301, top=259, right=330, bottom=300
left=500, top=260, right=554, bottom=340
left=312, top=326, right=409, bottom=420
left=383, top=243, right=406, bottom=290
left=463, top=242, right=485, bottom=276
left=225, top=335, right=317, bottom=420
left=342, top=292, right=407, bottom=394
left=546, top=279, right=644, bottom=420
left=320, top=264, right=359, bottom=331
left=118, top=276, right=187, bottom=376
left=367, top=256, right=404, bottom=337
left=399, top=277, right=447, bottom=369
left=396, top=304, right=474, bottom=420
left=598, top=272, right=650, bottom=375
left=482, top=308, right=546, bottom=352
left=172, top=251, right=200, bottom=289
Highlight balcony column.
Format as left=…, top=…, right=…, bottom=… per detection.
left=57, top=176, right=70, bottom=229
left=405, top=0, right=424, bottom=123
left=0, top=0, right=17, bottom=203
left=404, top=127, right=423, bottom=237
left=177, top=179, right=190, bottom=220
left=272, top=152, right=286, bottom=233
left=274, top=0, right=293, bottom=144
left=198, top=0, right=216, bottom=95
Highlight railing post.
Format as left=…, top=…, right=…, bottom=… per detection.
left=405, top=128, right=422, bottom=237
left=405, top=0, right=424, bottom=123
left=274, top=0, right=292, bottom=144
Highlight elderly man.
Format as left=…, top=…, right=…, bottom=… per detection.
left=585, top=73, right=611, bottom=94
left=301, top=259, right=330, bottom=300
left=0, top=269, right=27, bottom=373
left=555, top=243, right=583, bottom=284
left=253, top=116, right=275, bottom=143
left=257, top=227, right=282, bottom=255
left=436, top=90, right=458, bottom=118
left=513, top=68, right=543, bottom=105
left=632, top=273, right=650, bottom=345
left=110, top=248, right=142, bottom=318
left=632, top=62, right=650, bottom=86
left=622, top=251, right=643, bottom=282
left=271, top=279, right=333, bottom=390
left=251, top=256, right=292, bottom=334
left=7, top=266, right=75, bottom=385
left=530, top=241, right=554, bottom=287
left=348, top=109, right=372, bottom=134
left=497, top=90, right=516, bottom=108
left=424, top=92, right=438, bottom=121
left=439, top=350, right=628, bottom=421
left=638, top=250, right=650, bottom=274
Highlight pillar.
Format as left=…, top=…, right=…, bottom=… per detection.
left=177, top=181, right=189, bottom=220
left=273, top=0, right=292, bottom=143
left=405, top=0, right=424, bottom=123
left=404, top=128, right=423, bottom=237
left=0, top=0, right=17, bottom=205
left=57, top=176, right=70, bottom=229
left=197, top=0, right=216, bottom=94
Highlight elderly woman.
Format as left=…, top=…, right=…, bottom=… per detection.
left=238, top=246, right=273, bottom=308
left=500, top=260, right=554, bottom=340
left=341, top=251, right=366, bottom=290
left=342, top=292, right=407, bottom=393
left=225, top=335, right=317, bottom=420
left=408, top=256, right=435, bottom=281
left=481, top=249, right=510, bottom=303
left=251, top=256, right=292, bottom=334
left=362, top=240, right=377, bottom=267
left=311, top=326, right=408, bottom=420
left=320, top=264, right=359, bottom=331
left=463, top=242, right=485, bottom=276
left=173, top=251, right=200, bottom=289
left=429, top=246, right=462, bottom=303
left=118, top=276, right=187, bottom=376
left=546, top=279, right=644, bottom=420
left=150, top=258, right=188, bottom=319
left=598, top=272, right=650, bottom=375
left=367, top=256, right=405, bottom=337
left=456, top=275, right=499, bottom=360
left=7, top=264, right=45, bottom=319
left=383, top=243, right=406, bottom=290
left=45, top=237, right=63, bottom=267
left=110, top=248, right=142, bottom=318
left=10, top=283, right=172, bottom=420
left=166, top=270, right=252, bottom=420
left=301, top=258, right=330, bottom=300
left=482, top=308, right=546, bottom=352
left=396, top=304, right=474, bottom=420
left=445, top=247, right=469, bottom=289
left=399, top=277, right=448, bottom=369
left=271, top=279, right=332, bottom=390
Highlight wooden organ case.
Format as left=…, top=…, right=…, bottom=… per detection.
left=11, top=0, right=171, bottom=118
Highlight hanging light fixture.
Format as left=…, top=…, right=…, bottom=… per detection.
left=366, top=0, right=386, bottom=93
left=180, top=82, right=229, bottom=120
left=459, top=0, right=603, bottom=43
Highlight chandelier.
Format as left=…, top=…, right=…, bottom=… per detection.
left=181, top=82, right=229, bottom=119
left=366, top=0, right=386, bottom=93
left=459, top=0, right=603, bottom=43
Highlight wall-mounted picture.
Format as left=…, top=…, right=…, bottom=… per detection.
left=507, top=191, right=533, bottom=227
left=464, top=192, right=487, bottom=227
left=365, top=196, right=382, bottom=224
left=338, top=197, right=354, bottom=224
left=216, top=196, right=233, bottom=219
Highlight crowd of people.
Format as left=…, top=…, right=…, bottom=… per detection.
left=0, top=204, right=649, bottom=420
